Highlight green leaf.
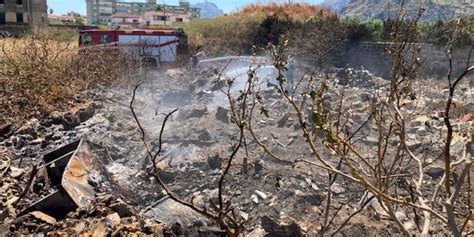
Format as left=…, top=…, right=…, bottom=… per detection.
left=311, top=110, right=324, bottom=126
left=260, top=107, right=270, bottom=118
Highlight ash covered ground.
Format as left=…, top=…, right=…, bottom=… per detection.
left=1, top=56, right=473, bottom=236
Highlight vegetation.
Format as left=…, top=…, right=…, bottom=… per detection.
left=179, top=14, right=264, bottom=55
left=343, top=15, right=474, bottom=45
left=234, top=3, right=336, bottom=21
left=181, top=3, right=472, bottom=68
left=0, top=31, right=140, bottom=125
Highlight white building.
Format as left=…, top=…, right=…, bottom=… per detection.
left=110, top=14, right=144, bottom=28
left=143, top=10, right=191, bottom=26
left=86, top=0, right=200, bottom=26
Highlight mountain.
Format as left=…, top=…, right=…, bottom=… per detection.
left=322, top=0, right=474, bottom=22
left=321, top=0, right=349, bottom=12
left=193, top=2, right=224, bottom=18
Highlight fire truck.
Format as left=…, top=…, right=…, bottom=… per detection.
left=78, top=28, right=188, bottom=68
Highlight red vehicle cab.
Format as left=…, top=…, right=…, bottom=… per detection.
left=79, top=28, right=188, bottom=68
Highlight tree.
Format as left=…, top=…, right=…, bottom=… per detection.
left=74, top=17, right=85, bottom=26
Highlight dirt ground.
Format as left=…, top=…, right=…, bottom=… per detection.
left=1, top=57, right=473, bottom=236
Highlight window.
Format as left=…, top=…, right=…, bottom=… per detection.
left=176, top=18, right=183, bottom=22
left=16, top=0, right=22, bottom=5
left=81, top=34, right=93, bottom=45
left=0, top=0, right=4, bottom=4
left=16, top=13, right=23, bottom=23
left=153, top=15, right=167, bottom=21
left=0, top=13, right=5, bottom=25
left=100, top=34, right=111, bottom=44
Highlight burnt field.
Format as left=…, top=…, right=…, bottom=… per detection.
left=1, top=54, right=473, bottom=236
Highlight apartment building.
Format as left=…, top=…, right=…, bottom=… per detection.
left=110, top=14, right=143, bottom=28
left=86, top=0, right=200, bottom=26
left=143, top=10, right=191, bottom=26
left=0, top=0, right=48, bottom=33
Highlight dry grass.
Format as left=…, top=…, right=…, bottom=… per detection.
left=233, top=3, right=336, bottom=21
left=180, top=15, right=264, bottom=55
left=180, top=3, right=340, bottom=56
left=0, top=31, right=140, bottom=125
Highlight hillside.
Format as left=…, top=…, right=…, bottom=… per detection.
left=323, top=0, right=474, bottom=22
left=233, top=3, right=336, bottom=21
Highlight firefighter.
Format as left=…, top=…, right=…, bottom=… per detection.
left=191, top=54, right=199, bottom=68
left=190, top=46, right=205, bottom=68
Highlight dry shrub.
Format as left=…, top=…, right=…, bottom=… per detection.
left=234, top=3, right=336, bottom=22
left=181, top=3, right=340, bottom=57
left=0, top=31, right=140, bottom=124
left=181, top=15, right=263, bottom=55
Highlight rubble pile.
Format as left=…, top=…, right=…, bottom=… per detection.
left=1, top=56, right=473, bottom=236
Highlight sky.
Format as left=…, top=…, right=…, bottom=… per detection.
left=47, top=0, right=325, bottom=15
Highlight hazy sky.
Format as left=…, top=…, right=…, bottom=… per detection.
left=47, top=0, right=325, bottom=15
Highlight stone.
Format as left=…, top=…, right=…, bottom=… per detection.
left=251, top=194, right=259, bottom=204
left=106, top=213, right=121, bottom=226
left=363, top=193, right=389, bottom=218
left=89, top=220, right=107, bottom=236
left=144, top=219, right=165, bottom=233
left=158, top=170, right=176, bottom=183
left=178, top=107, right=208, bottom=121
left=294, top=190, right=306, bottom=197
left=240, top=211, right=249, bottom=221
left=288, top=132, right=299, bottom=139
left=254, top=160, right=263, bottom=175
left=247, top=227, right=267, bottom=237
left=207, top=155, right=221, bottom=170
left=0, top=224, right=7, bottom=236
left=395, top=211, right=407, bottom=221
left=331, top=183, right=346, bottom=194
left=0, top=207, right=10, bottom=222
left=417, top=127, right=430, bottom=137
left=425, top=166, right=444, bottom=179
left=411, top=115, right=430, bottom=127
left=298, top=193, right=325, bottom=206
left=360, top=92, right=372, bottom=102
left=30, top=137, right=44, bottom=146
left=406, top=140, right=423, bottom=150
left=310, top=183, right=319, bottom=191
left=0, top=123, right=15, bottom=138
left=215, top=107, right=229, bottom=123
left=15, top=118, right=40, bottom=137
left=261, top=216, right=303, bottom=237
left=6, top=197, right=18, bottom=206
left=74, top=222, right=86, bottom=234
left=271, top=132, right=280, bottom=139
left=403, top=221, right=414, bottom=230
left=255, top=190, right=268, bottom=200
left=49, top=111, right=63, bottom=125
left=77, top=106, right=95, bottom=123
left=9, top=167, right=24, bottom=179
left=62, top=114, right=81, bottom=131
left=197, top=130, right=212, bottom=142
left=277, top=114, right=291, bottom=128
left=110, top=200, right=134, bottom=217
left=363, top=136, right=379, bottom=146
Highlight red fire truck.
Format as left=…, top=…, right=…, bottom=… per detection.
left=78, top=28, right=188, bottom=68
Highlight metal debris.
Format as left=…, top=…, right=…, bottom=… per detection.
left=21, top=138, right=112, bottom=219
left=30, top=211, right=56, bottom=225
